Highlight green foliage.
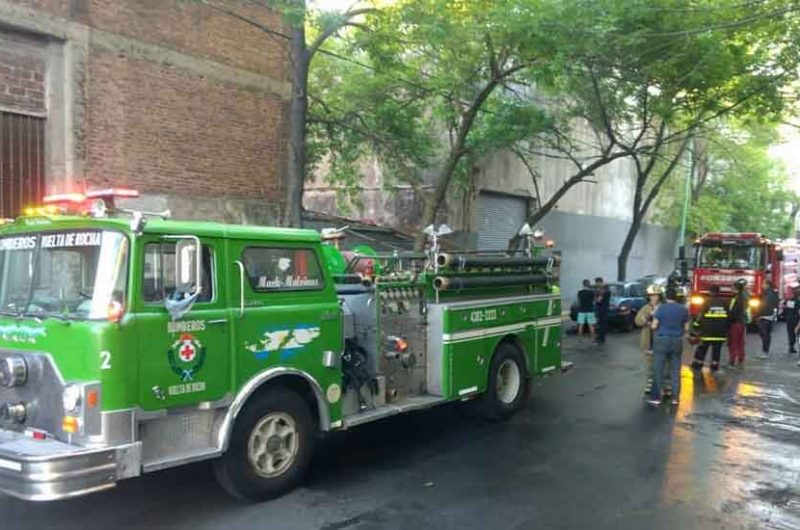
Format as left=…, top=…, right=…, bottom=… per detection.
left=308, top=0, right=800, bottom=212
left=656, top=121, right=798, bottom=239
left=307, top=0, right=567, bottom=197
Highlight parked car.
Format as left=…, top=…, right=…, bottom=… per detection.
left=570, top=281, right=648, bottom=332
left=636, top=275, right=667, bottom=288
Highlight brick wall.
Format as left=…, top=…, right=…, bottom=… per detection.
left=87, top=0, right=289, bottom=81
left=86, top=49, right=286, bottom=200
left=0, top=30, right=46, bottom=115
left=2, top=0, right=291, bottom=220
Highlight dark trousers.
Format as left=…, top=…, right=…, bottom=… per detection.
left=652, top=336, right=683, bottom=400
left=694, top=341, right=722, bottom=365
left=788, top=317, right=798, bottom=352
left=759, top=318, right=773, bottom=354
left=728, top=322, right=746, bottom=364
left=596, top=310, right=608, bottom=343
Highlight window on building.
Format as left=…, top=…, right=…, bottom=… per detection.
left=143, top=242, right=214, bottom=303
left=0, top=112, right=45, bottom=218
left=242, top=247, right=323, bottom=292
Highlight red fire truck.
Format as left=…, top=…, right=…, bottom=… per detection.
left=690, top=232, right=799, bottom=318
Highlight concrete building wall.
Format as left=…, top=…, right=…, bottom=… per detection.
left=304, top=122, right=679, bottom=287
left=539, top=210, right=678, bottom=304
left=473, top=149, right=637, bottom=221
left=0, top=0, right=290, bottom=223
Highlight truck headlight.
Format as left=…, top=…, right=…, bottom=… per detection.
left=748, top=298, right=761, bottom=309
left=0, top=356, right=27, bottom=387
left=62, top=384, right=82, bottom=413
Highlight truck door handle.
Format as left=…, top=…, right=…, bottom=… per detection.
left=207, top=319, right=228, bottom=325
left=234, top=260, right=245, bottom=318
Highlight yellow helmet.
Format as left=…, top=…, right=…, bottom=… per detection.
left=646, top=284, right=665, bottom=296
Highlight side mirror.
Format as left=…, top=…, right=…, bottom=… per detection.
left=164, top=236, right=203, bottom=321
left=175, top=238, right=202, bottom=295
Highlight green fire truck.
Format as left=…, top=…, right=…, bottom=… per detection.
left=0, top=190, right=562, bottom=501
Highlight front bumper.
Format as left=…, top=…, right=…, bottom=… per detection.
left=0, top=428, right=140, bottom=501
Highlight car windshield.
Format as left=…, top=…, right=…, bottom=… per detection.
left=697, top=244, right=759, bottom=269
left=607, top=284, right=624, bottom=297
left=0, top=230, right=129, bottom=320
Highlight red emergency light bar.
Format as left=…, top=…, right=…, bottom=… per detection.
left=700, top=232, right=761, bottom=240
left=37, top=188, right=141, bottom=216
left=85, top=188, right=140, bottom=199
left=43, top=192, right=86, bottom=204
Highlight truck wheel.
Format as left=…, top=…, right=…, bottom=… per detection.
left=213, top=387, right=315, bottom=501
left=478, top=342, right=528, bottom=421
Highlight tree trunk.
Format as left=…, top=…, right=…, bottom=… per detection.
left=789, top=200, right=800, bottom=237
left=413, top=152, right=461, bottom=250
left=506, top=150, right=629, bottom=250
left=617, top=215, right=642, bottom=281
left=616, top=133, right=691, bottom=281
left=283, top=25, right=309, bottom=227
left=691, top=137, right=708, bottom=204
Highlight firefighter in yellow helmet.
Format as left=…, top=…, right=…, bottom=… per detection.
left=635, top=284, right=671, bottom=397
left=690, top=284, right=728, bottom=372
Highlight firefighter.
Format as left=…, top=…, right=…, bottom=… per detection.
left=786, top=284, right=800, bottom=355
left=727, top=279, right=749, bottom=368
left=690, top=285, right=728, bottom=372
left=635, top=284, right=671, bottom=396
left=757, top=279, right=779, bottom=359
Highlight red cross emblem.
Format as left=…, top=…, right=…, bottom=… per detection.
left=178, top=333, right=196, bottom=362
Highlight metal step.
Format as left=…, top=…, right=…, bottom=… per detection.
left=342, top=395, right=448, bottom=429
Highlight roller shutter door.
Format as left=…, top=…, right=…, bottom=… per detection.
left=477, top=192, right=528, bottom=250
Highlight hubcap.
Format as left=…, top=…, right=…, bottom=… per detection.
left=247, top=412, right=300, bottom=478
left=496, top=359, right=522, bottom=404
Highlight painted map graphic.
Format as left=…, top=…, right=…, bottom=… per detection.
left=245, top=325, right=321, bottom=360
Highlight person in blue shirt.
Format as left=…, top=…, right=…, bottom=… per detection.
left=648, top=287, right=689, bottom=406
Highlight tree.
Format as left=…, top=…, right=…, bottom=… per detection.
left=558, top=0, right=800, bottom=279
left=310, top=0, right=641, bottom=250
left=656, top=120, right=799, bottom=240
left=199, top=0, right=376, bottom=227
left=310, top=0, right=800, bottom=253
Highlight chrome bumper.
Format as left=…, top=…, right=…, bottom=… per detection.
left=0, top=429, right=141, bottom=501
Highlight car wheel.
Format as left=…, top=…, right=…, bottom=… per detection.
left=213, top=387, right=315, bottom=501
left=478, top=342, right=528, bottom=421
left=624, top=314, right=635, bottom=332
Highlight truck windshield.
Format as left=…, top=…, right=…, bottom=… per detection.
left=697, top=244, right=759, bottom=269
left=0, top=230, right=128, bottom=320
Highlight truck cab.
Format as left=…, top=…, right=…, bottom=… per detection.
left=0, top=192, right=562, bottom=502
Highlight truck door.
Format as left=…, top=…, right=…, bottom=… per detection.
left=230, top=241, right=342, bottom=411
left=135, top=236, right=232, bottom=410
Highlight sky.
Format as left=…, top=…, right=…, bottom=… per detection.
left=310, top=0, right=358, bottom=11
left=771, top=125, right=800, bottom=194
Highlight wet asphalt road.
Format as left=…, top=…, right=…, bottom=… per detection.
left=3, top=326, right=800, bottom=530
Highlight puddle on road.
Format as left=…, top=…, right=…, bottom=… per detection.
left=659, top=369, right=800, bottom=529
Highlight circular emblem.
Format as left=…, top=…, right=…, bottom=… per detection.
left=168, top=333, right=206, bottom=382
left=326, top=384, right=341, bottom=404
left=178, top=338, right=197, bottom=363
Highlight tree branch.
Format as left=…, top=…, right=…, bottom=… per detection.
left=308, top=8, right=377, bottom=57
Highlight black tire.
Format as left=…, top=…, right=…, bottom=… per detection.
left=213, top=387, right=315, bottom=502
left=624, top=314, right=636, bottom=332
left=478, top=342, right=528, bottom=421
